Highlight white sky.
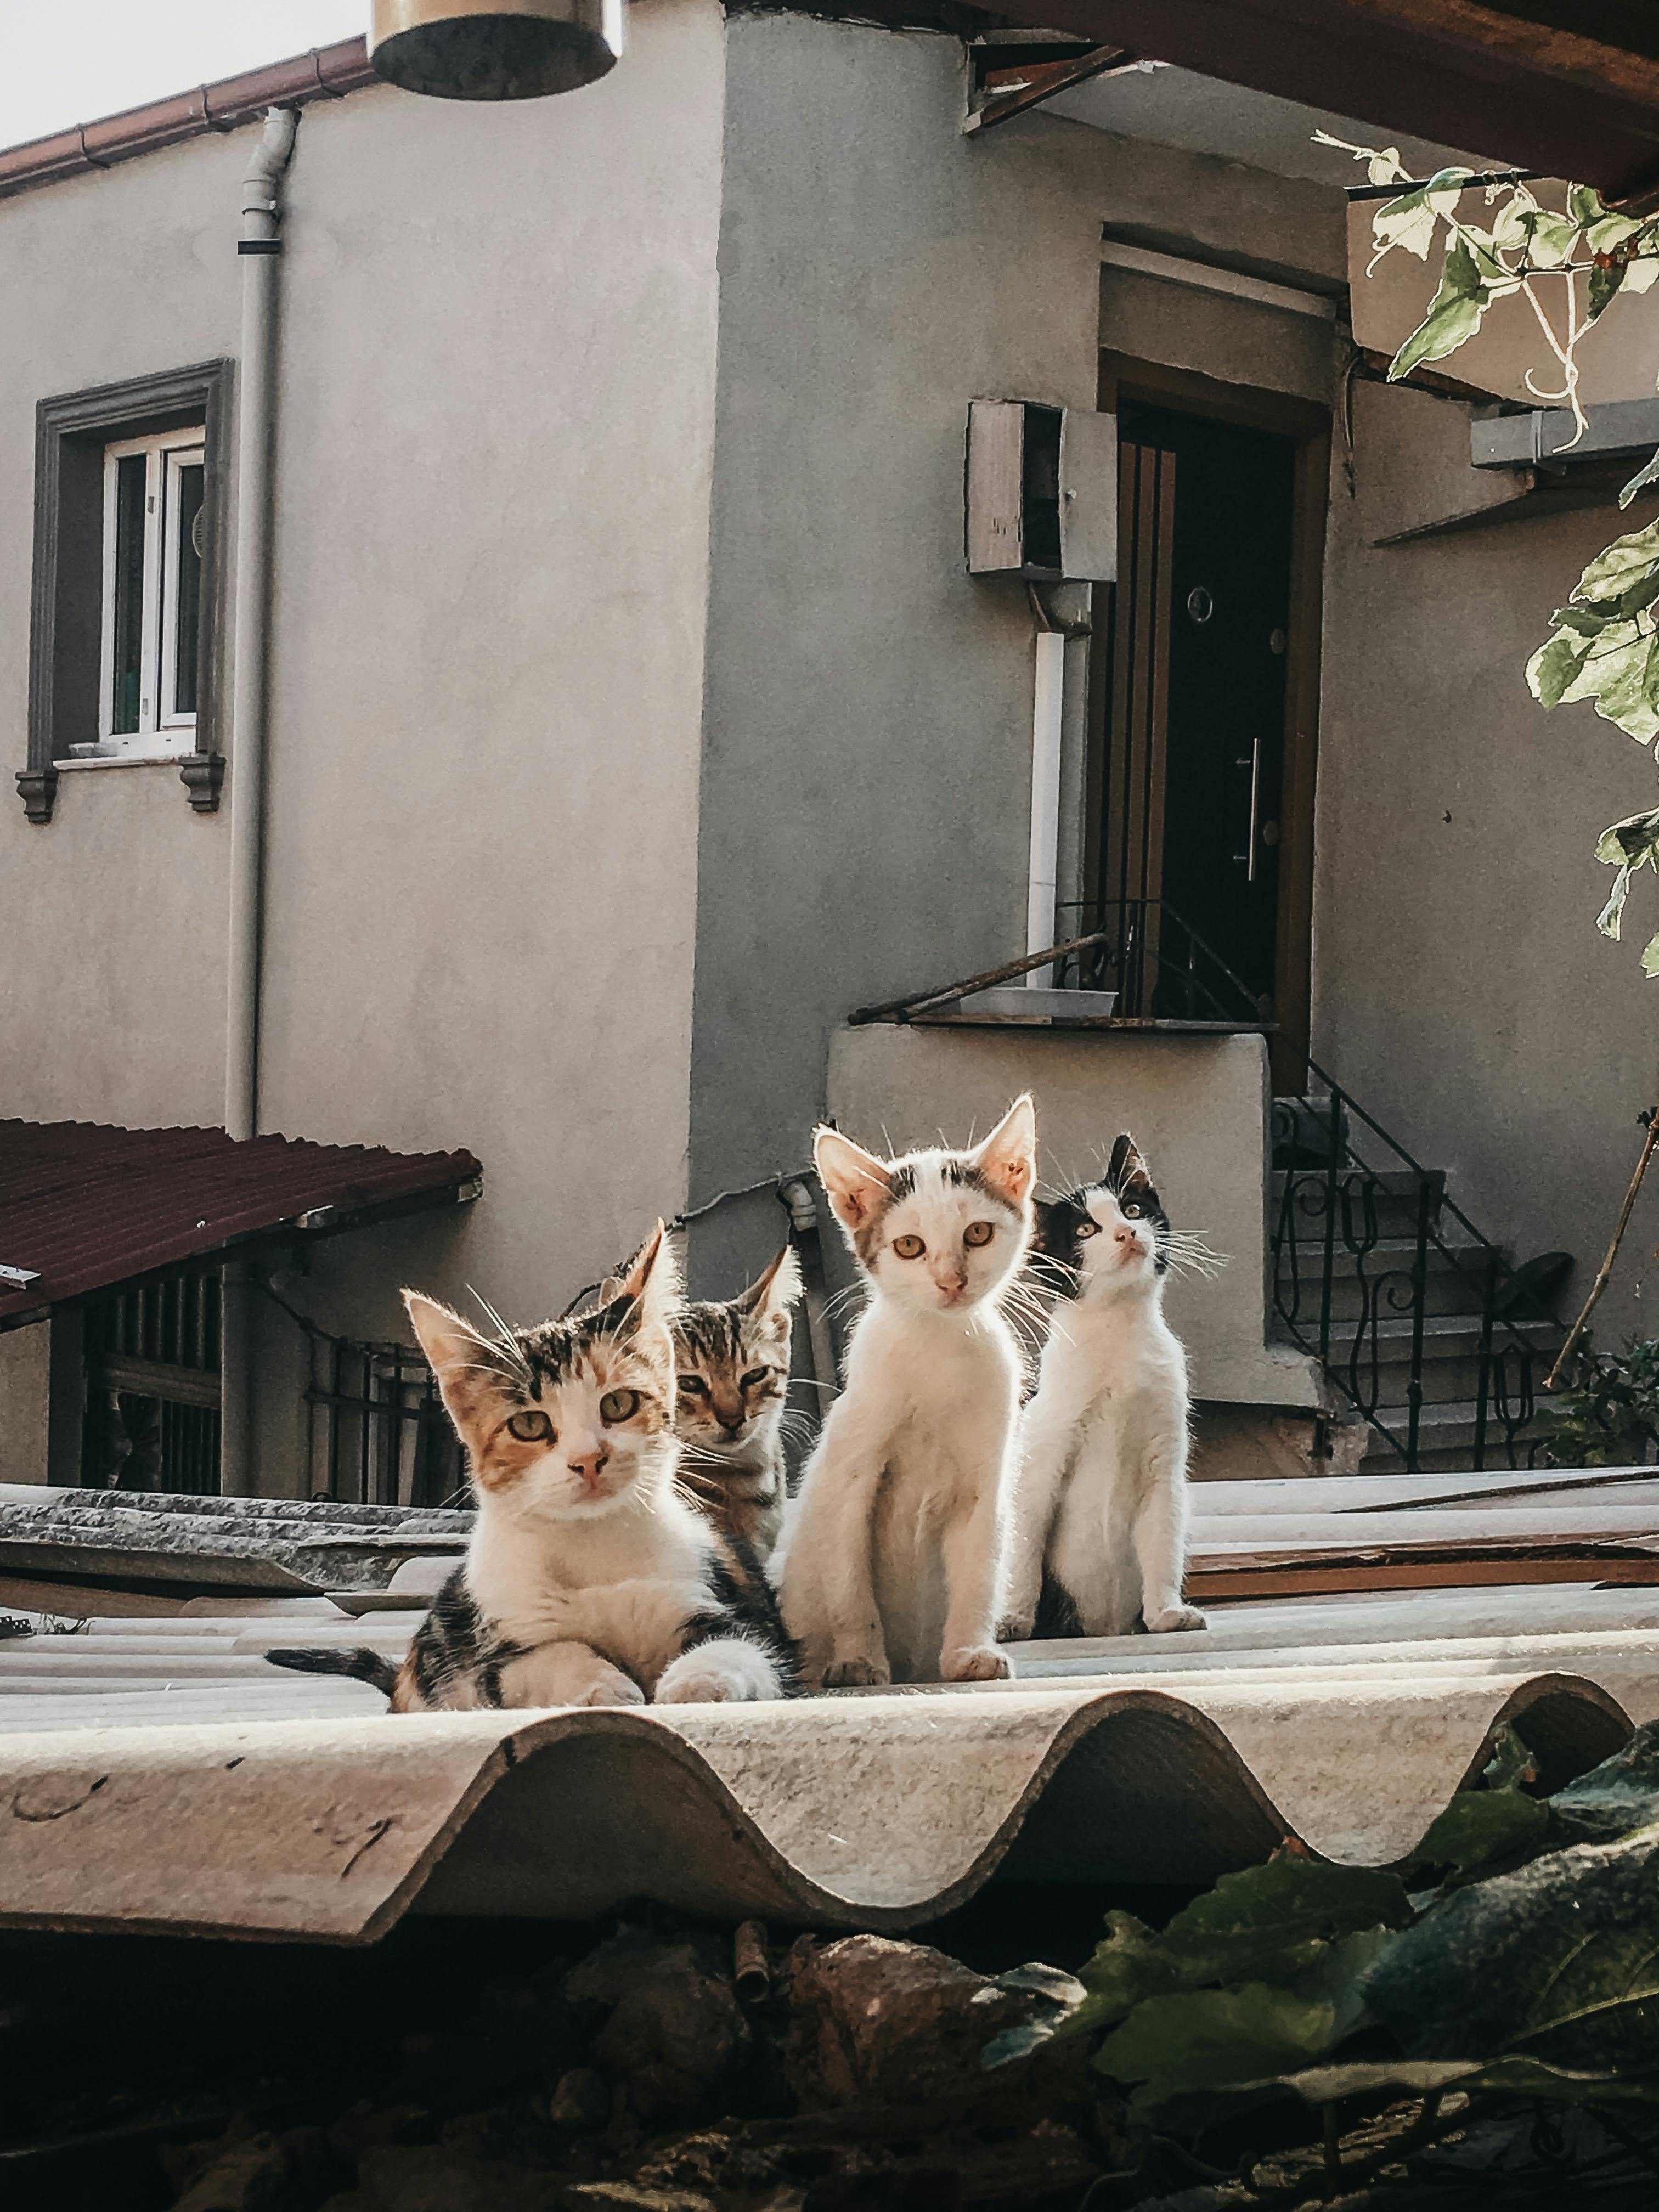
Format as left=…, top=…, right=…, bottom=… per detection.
left=3, top=2, right=364, bottom=154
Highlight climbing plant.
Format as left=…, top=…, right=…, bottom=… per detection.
left=1322, top=138, right=1659, bottom=975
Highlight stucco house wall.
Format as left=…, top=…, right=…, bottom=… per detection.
left=686, top=18, right=1345, bottom=1299
left=0, top=0, right=726, bottom=1421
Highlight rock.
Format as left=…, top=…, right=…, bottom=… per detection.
left=548, top=2068, right=611, bottom=2130
left=560, top=2187, right=716, bottom=2211
left=594, top=1954, right=751, bottom=2120
left=328, top=2103, right=432, bottom=2165
left=170, top=2128, right=340, bottom=2211
left=354, top=2143, right=565, bottom=2211
left=782, top=1937, right=1031, bottom=2110
left=565, top=1927, right=722, bottom=2010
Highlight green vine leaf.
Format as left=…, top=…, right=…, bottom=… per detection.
left=1389, top=240, right=1496, bottom=378
left=1643, top=932, right=1659, bottom=978
left=1621, top=445, right=1659, bottom=510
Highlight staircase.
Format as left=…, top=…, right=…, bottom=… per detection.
left=1269, top=1101, right=1568, bottom=1474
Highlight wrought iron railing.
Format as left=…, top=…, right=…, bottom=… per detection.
left=1051, top=897, right=1271, bottom=1022
left=853, top=897, right=1581, bottom=1474
left=82, top=1269, right=222, bottom=1492
left=260, top=1282, right=463, bottom=1508
left=1268, top=1085, right=1565, bottom=1472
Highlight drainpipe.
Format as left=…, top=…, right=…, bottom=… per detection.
left=1025, top=619, right=1066, bottom=988
left=225, top=103, right=296, bottom=1142
left=222, top=105, right=297, bottom=1499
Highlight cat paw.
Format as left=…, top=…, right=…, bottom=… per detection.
left=943, top=1644, right=1012, bottom=1682
left=995, top=1611, right=1036, bottom=1645
left=656, top=1639, right=782, bottom=1704
left=579, top=1674, right=648, bottom=1707
left=821, top=1655, right=891, bottom=1689
left=1144, top=1604, right=1207, bottom=1634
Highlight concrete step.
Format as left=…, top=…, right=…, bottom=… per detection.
left=1274, top=1233, right=1505, bottom=1324
left=1284, top=1312, right=1561, bottom=1408
left=1271, top=1165, right=1448, bottom=1243
left=1356, top=1396, right=1558, bottom=1474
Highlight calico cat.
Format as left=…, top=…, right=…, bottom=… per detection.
left=998, top=1135, right=1206, bottom=1643
left=778, top=1096, right=1037, bottom=1688
left=267, top=1227, right=797, bottom=1710
left=670, top=1245, right=802, bottom=1560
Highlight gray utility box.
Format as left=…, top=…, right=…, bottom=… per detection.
left=965, top=399, right=1117, bottom=581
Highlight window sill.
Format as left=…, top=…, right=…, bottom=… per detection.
left=53, top=747, right=193, bottom=771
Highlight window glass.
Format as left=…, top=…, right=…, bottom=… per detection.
left=110, top=453, right=147, bottom=736
left=170, top=459, right=205, bottom=720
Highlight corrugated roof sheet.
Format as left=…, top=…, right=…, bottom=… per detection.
left=0, top=1470, right=1652, bottom=1942
left=0, top=1119, right=481, bottom=1325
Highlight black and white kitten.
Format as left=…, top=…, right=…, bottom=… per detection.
left=268, top=1228, right=797, bottom=1710
left=998, top=1136, right=1207, bottom=1642
left=670, top=1245, right=802, bottom=1562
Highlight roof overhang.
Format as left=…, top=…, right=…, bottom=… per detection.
left=966, top=0, right=1659, bottom=202
left=0, top=1120, right=482, bottom=1331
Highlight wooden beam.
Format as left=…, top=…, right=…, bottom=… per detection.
left=971, top=0, right=1659, bottom=204
left=964, top=44, right=1134, bottom=133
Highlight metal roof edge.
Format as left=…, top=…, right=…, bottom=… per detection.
left=0, top=39, right=380, bottom=205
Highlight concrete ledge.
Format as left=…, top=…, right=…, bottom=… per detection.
left=827, top=1024, right=1322, bottom=1406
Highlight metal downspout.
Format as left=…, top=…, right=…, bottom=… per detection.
left=222, top=105, right=297, bottom=1498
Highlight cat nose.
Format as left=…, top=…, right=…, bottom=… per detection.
left=713, top=1396, right=744, bottom=1431
left=566, top=1438, right=610, bottom=1488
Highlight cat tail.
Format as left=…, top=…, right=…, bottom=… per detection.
left=263, top=1645, right=399, bottom=1697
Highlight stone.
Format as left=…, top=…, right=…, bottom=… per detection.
left=782, top=1937, right=1031, bottom=2110
left=328, top=2103, right=432, bottom=2165
left=170, top=2127, right=338, bottom=2212
left=354, top=2143, right=566, bottom=2211
left=559, top=2187, right=716, bottom=2211
left=548, top=2067, right=612, bottom=2130
left=595, top=1954, right=751, bottom=2120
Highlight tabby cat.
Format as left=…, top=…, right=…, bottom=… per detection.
left=670, top=1245, right=801, bottom=1560
left=267, top=1227, right=797, bottom=1709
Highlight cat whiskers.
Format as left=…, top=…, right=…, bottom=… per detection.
left=1160, top=1233, right=1226, bottom=1280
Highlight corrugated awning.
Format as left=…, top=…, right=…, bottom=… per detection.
left=0, top=1120, right=482, bottom=1329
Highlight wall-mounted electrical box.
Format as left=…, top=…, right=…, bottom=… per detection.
left=965, top=400, right=1117, bottom=581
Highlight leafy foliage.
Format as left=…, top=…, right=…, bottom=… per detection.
left=1543, top=1334, right=1659, bottom=1464
left=1324, top=139, right=1659, bottom=974
left=984, top=1720, right=1659, bottom=2146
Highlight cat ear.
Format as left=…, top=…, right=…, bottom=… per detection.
left=613, top=1221, right=680, bottom=1353
left=814, top=1127, right=893, bottom=1236
left=738, top=1243, right=803, bottom=1334
left=1108, top=1132, right=1153, bottom=1193
left=403, top=1289, right=516, bottom=1440
left=973, top=1093, right=1037, bottom=1207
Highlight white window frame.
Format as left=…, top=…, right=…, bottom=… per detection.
left=97, top=426, right=205, bottom=757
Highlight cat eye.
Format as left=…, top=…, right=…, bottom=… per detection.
left=678, top=1375, right=709, bottom=1397
left=600, top=1389, right=640, bottom=1424
left=1121, top=1204, right=1144, bottom=1219
left=1074, top=1221, right=1101, bottom=1239
left=963, top=1221, right=995, bottom=1248
left=740, top=1368, right=769, bottom=1390
left=506, top=1409, right=553, bottom=1442
left=891, top=1234, right=926, bottom=1260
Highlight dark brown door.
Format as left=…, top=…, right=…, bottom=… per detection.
left=1090, top=403, right=1297, bottom=1023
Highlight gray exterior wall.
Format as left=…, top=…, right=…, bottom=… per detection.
left=1315, top=378, right=1659, bottom=1344
left=0, top=0, right=726, bottom=1476
left=686, top=19, right=1342, bottom=1296
left=829, top=1024, right=1319, bottom=1405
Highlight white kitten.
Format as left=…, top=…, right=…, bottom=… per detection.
left=1000, top=1136, right=1207, bottom=1641
left=778, top=1096, right=1037, bottom=1687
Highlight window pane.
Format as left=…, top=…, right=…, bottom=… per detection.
left=172, top=462, right=204, bottom=718
left=111, top=454, right=147, bottom=735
